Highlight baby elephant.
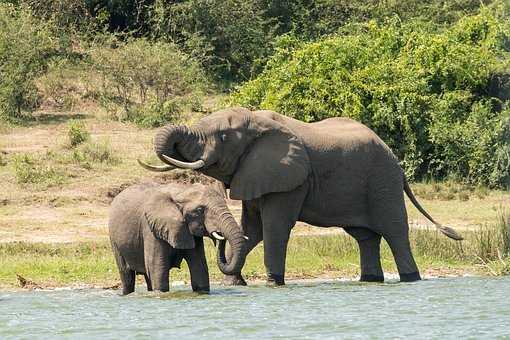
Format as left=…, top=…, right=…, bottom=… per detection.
left=109, top=182, right=246, bottom=295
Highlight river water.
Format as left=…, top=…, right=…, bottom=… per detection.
left=1, top=276, right=509, bottom=339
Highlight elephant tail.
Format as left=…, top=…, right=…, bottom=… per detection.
left=403, top=177, right=463, bottom=241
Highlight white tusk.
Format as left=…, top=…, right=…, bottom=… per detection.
left=137, top=159, right=175, bottom=172
left=161, top=154, right=205, bottom=169
left=243, top=235, right=249, bottom=240
left=211, top=231, right=225, bottom=241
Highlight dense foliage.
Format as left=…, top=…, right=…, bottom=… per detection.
left=1, top=0, right=509, bottom=187
left=233, top=7, right=510, bottom=187
left=3, top=0, right=495, bottom=82
left=0, top=4, right=62, bottom=121
left=91, top=38, right=207, bottom=127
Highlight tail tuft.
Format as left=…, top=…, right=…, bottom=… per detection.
left=438, top=225, right=463, bottom=241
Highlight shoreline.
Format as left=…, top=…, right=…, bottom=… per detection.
left=0, top=266, right=481, bottom=292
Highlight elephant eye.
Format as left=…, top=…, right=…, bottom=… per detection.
left=220, top=133, right=227, bottom=142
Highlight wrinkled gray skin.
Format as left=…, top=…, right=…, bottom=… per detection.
left=108, top=182, right=245, bottom=295
left=146, top=107, right=462, bottom=286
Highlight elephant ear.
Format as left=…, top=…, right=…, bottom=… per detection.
left=230, top=118, right=311, bottom=200
left=143, top=192, right=195, bottom=249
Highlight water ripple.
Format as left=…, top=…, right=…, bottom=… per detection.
left=0, top=277, right=509, bottom=339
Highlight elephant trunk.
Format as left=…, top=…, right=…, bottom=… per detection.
left=214, top=207, right=247, bottom=275
left=154, top=125, right=203, bottom=166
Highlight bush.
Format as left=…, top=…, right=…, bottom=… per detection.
left=12, top=153, right=66, bottom=187
left=232, top=6, right=510, bottom=187
left=72, top=139, right=120, bottom=167
left=500, top=211, right=510, bottom=256
left=20, top=0, right=96, bottom=33
left=264, top=0, right=494, bottom=40
left=0, top=4, right=60, bottom=122
left=127, top=98, right=182, bottom=128
left=92, top=38, right=207, bottom=127
left=151, top=0, right=274, bottom=82
left=67, top=120, right=90, bottom=147
left=37, top=59, right=87, bottom=110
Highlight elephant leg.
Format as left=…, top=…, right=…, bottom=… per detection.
left=260, top=184, right=307, bottom=286
left=119, top=269, right=136, bottom=295
left=111, top=242, right=136, bottom=295
left=368, top=173, right=420, bottom=282
left=184, top=237, right=210, bottom=293
left=144, top=236, right=171, bottom=292
left=344, top=227, right=384, bottom=282
left=384, top=233, right=421, bottom=282
left=223, top=201, right=263, bottom=286
left=144, top=274, right=153, bottom=291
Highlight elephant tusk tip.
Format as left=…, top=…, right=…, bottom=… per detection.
left=137, top=159, right=176, bottom=172
left=243, top=235, right=249, bottom=240
left=211, top=231, right=226, bottom=241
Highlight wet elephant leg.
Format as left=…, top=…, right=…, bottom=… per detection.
left=368, top=172, right=420, bottom=282
left=111, top=243, right=136, bottom=295
left=144, top=236, right=171, bottom=292
left=344, top=227, right=384, bottom=282
left=223, top=200, right=263, bottom=286
left=119, top=269, right=136, bottom=295
left=260, top=184, right=307, bottom=286
left=384, top=231, right=421, bottom=282
left=144, top=274, right=153, bottom=291
left=184, top=237, right=210, bottom=293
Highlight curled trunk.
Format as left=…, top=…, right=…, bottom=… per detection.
left=154, top=125, right=202, bottom=165
left=213, top=207, right=247, bottom=275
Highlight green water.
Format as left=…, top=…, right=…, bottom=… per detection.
left=1, top=277, right=509, bottom=339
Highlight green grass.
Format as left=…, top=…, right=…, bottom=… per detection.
left=2, top=214, right=509, bottom=289
left=411, top=180, right=491, bottom=201
left=12, top=153, right=68, bottom=188
left=67, top=119, right=90, bottom=147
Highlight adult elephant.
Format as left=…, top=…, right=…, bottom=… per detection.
left=109, top=182, right=246, bottom=294
left=139, top=107, right=462, bottom=286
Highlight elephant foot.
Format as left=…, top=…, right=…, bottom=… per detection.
left=192, top=285, right=210, bottom=293
left=266, top=273, right=285, bottom=286
left=222, top=274, right=247, bottom=286
left=399, top=272, right=421, bottom=282
left=360, top=274, right=384, bottom=283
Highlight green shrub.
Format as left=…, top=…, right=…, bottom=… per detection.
left=499, top=211, right=510, bottom=256
left=12, top=153, right=66, bottom=187
left=67, top=119, right=90, bottom=147
left=0, top=3, right=60, bottom=122
left=37, top=59, right=87, bottom=110
left=20, top=0, right=96, bottom=33
left=72, top=139, right=119, bottom=167
left=151, top=0, right=274, bottom=82
left=264, top=0, right=494, bottom=40
left=127, top=98, right=183, bottom=128
left=233, top=6, right=510, bottom=187
left=92, top=38, right=207, bottom=127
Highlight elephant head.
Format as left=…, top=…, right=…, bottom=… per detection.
left=141, top=107, right=311, bottom=200
left=143, top=183, right=247, bottom=275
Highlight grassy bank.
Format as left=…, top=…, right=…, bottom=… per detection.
left=1, top=213, right=508, bottom=290
left=1, top=109, right=508, bottom=244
